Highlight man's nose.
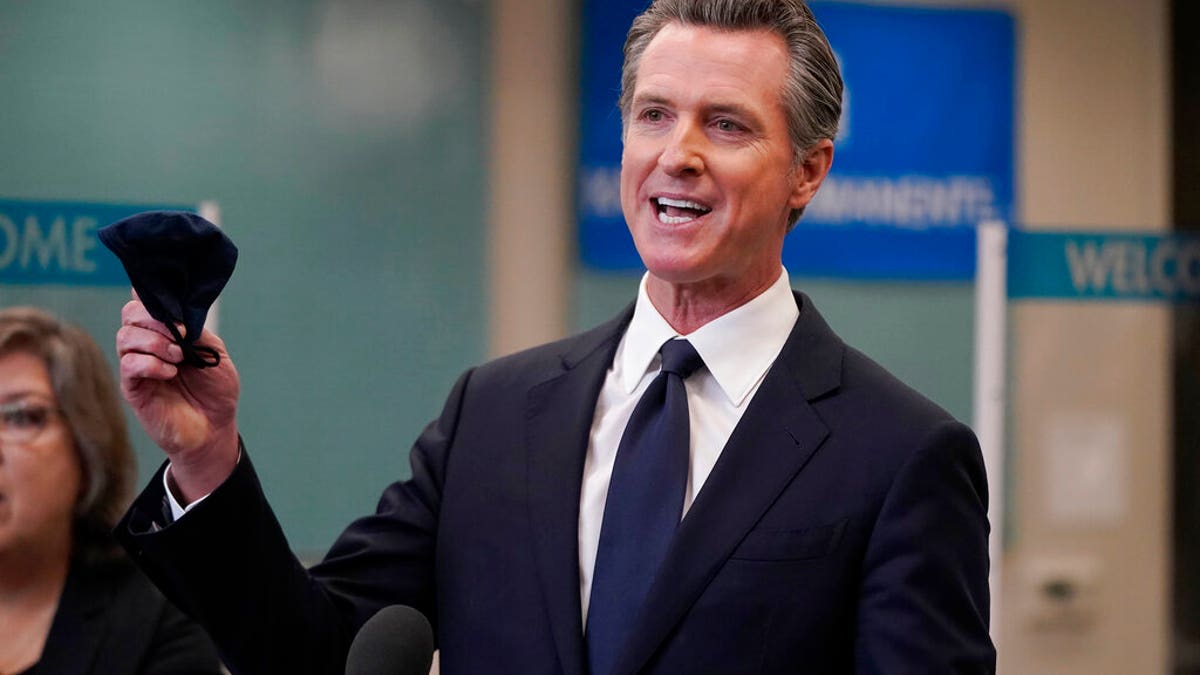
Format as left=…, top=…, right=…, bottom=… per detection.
left=657, top=122, right=705, bottom=176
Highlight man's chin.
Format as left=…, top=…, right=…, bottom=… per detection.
left=643, top=264, right=715, bottom=290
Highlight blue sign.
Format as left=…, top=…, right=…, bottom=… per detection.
left=0, top=199, right=193, bottom=287
left=577, top=1, right=1015, bottom=280
left=1008, top=230, right=1200, bottom=303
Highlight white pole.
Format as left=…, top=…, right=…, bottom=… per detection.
left=972, top=220, right=1007, bottom=656
left=198, top=201, right=222, bottom=336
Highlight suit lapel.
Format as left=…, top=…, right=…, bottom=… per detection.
left=613, top=292, right=845, bottom=675
left=526, top=306, right=632, bottom=675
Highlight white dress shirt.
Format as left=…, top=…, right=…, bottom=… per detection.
left=578, top=268, right=799, bottom=622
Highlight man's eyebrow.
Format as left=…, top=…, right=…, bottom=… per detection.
left=705, top=102, right=760, bottom=121
left=630, top=92, right=673, bottom=108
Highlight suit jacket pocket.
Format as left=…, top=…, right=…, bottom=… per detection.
left=729, top=518, right=848, bottom=561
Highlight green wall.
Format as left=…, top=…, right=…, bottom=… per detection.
left=0, top=0, right=488, bottom=556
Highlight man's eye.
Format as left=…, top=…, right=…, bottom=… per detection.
left=715, top=119, right=740, bottom=132
left=642, top=109, right=663, bottom=122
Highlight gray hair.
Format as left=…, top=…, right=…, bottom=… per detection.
left=0, top=307, right=134, bottom=561
left=619, top=0, right=843, bottom=223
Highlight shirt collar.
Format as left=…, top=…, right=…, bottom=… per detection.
left=618, top=269, right=799, bottom=406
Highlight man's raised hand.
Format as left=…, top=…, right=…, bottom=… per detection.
left=116, top=294, right=241, bottom=502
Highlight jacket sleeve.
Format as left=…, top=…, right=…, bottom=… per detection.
left=115, top=369, right=474, bottom=675
left=854, top=419, right=996, bottom=674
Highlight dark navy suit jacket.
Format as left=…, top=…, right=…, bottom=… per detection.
left=117, top=293, right=994, bottom=674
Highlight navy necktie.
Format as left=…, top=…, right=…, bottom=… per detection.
left=586, top=339, right=705, bottom=675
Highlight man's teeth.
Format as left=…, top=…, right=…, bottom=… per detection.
left=655, top=197, right=711, bottom=224
left=657, top=197, right=709, bottom=211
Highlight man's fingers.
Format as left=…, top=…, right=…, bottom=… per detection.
left=120, top=351, right=180, bottom=382
left=117, top=324, right=184, bottom=363
left=121, top=299, right=184, bottom=340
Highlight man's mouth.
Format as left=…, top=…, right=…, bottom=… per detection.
left=653, top=197, right=712, bottom=224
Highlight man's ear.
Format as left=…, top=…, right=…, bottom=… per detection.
left=789, top=139, right=834, bottom=210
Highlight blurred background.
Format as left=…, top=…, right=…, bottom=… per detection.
left=0, top=0, right=1195, bottom=673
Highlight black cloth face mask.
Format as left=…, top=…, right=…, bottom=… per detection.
left=99, top=211, right=237, bottom=368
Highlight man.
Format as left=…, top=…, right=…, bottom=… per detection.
left=115, top=1, right=994, bottom=673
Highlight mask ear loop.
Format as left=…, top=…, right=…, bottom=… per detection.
left=164, top=321, right=221, bottom=369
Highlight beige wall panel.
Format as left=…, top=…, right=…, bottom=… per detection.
left=488, top=0, right=573, bottom=357
left=1004, top=0, right=1170, bottom=673
left=1017, top=0, right=1169, bottom=228
left=1006, top=304, right=1170, bottom=674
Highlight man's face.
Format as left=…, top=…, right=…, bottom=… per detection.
left=621, top=23, right=826, bottom=301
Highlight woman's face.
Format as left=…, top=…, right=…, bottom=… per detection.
left=0, top=350, right=82, bottom=557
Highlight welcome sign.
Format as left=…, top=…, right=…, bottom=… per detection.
left=577, top=1, right=1015, bottom=280
left=1008, top=230, right=1200, bottom=303
left=0, top=199, right=192, bottom=287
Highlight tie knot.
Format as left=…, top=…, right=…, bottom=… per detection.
left=658, top=339, right=704, bottom=379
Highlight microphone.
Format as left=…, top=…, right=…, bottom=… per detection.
left=345, top=605, right=435, bottom=675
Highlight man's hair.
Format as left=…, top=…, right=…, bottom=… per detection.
left=619, top=0, right=844, bottom=223
left=0, top=307, right=134, bottom=561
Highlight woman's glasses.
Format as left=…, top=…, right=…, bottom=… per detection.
left=0, top=400, right=60, bottom=445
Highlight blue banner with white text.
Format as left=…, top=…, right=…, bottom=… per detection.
left=0, top=199, right=193, bottom=287
left=1008, top=230, right=1200, bottom=303
left=577, top=1, right=1015, bottom=280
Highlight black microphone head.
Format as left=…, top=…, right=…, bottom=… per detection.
left=345, top=605, right=435, bottom=675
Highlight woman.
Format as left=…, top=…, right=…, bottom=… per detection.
left=0, top=307, right=220, bottom=674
